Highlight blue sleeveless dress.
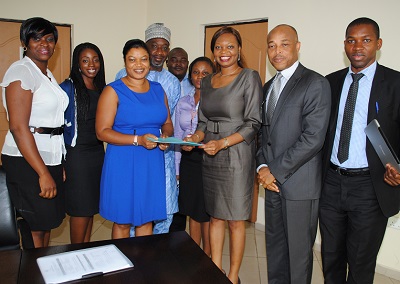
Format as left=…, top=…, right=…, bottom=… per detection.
left=100, top=79, right=167, bottom=226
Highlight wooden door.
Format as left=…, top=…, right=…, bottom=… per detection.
left=204, top=20, right=268, bottom=222
left=204, top=20, right=268, bottom=82
left=0, top=19, right=71, bottom=164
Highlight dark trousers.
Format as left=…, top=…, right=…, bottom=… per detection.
left=265, top=190, right=319, bottom=284
left=319, top=168, right=388, bottom=284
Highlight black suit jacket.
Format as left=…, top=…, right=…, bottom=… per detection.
left=323, top=64, right=400, bottom=217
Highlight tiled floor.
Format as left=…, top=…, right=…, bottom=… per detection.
left=50, top=215, right=400, bottom=283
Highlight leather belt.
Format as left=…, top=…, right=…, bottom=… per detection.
left=206, top=120, right=242, bottom=134
left=330, top=162, right=370, bottom=177
left=29, top=125, right=64, bottom=136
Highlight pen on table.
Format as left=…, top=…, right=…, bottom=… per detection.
left=81, top=271, right=104, bottom=279
left=376, top=102, right=379, bottom=114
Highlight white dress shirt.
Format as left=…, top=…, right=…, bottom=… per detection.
left=265, top=61, right=299, bottom=106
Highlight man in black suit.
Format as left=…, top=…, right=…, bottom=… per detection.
left=256, top=24, right=331, bottom=283
left=320, top=17, right=400, bottom=284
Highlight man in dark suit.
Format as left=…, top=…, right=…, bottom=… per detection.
left=320, top=17, right=400, bottom=284
left=256, top=24, right=331, bottom=283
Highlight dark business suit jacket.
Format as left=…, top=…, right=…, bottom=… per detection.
left=256, top=63, right=331, bottom=200
left=323, top=64, right=400, bottom=217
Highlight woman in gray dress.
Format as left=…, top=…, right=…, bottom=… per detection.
left=183, top=26, right=262, bottom=284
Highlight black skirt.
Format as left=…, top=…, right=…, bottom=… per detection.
left=179, top=148, right=210, bottom=222
left=2, top=154, right=65, bottom=231
left=64, top=142, right=104, bottom=217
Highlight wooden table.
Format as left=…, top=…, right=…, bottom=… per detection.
left=10, top=231, right=230, bottom=283
left=0, top=249, right=21, bottom=283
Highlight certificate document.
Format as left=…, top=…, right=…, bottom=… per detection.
left=36, top=244, right=133, bottom=283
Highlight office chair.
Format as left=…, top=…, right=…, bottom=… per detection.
left=0, top=166, right=20, bottom=251
left=0, top=166, right=34, bottom=250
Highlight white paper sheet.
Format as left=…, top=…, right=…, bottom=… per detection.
left=36, top=244, right=133, bottom=283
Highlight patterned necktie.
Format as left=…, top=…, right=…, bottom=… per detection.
left=266, top=72, right=283, bottom=124
left=337, top=73, right=364, bottom=164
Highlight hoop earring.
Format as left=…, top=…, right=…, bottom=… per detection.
left=238, top=52, right=241, bottom=61
left=23, top=47, right=27, bottom=51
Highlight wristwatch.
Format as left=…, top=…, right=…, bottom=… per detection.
left=133, top=135, right=138, bottom=146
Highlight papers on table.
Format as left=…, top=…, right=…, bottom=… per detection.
left=147, top=137, right=203, bottom=146
left=36, top=244, right=133, bottom=284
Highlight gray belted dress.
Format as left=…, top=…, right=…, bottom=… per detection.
left=197, top=68, right=262, bottom=220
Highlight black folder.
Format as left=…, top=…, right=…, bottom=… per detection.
left=364, top=119, right=400, bottom=171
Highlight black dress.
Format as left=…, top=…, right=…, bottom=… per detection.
left=64, top=89, right=104, bottom=217
left=179, top=148, right=210, bottom=222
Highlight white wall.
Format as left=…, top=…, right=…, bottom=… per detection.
left=147, top=0, right=400, bottom=78
left=2, top=0, right=400, bottom=278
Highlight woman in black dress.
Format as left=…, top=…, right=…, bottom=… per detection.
left=60, top=42, right=106, bottom=243
left=176, top=57, right=215, bottom=255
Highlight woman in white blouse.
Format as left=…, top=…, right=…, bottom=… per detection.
left=0, top=17, right=68, bottom=247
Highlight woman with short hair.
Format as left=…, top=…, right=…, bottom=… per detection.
left=1, top=17, right=68, bottom=247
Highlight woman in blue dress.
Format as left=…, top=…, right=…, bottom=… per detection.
left=96, top=39, right=172, bottom=238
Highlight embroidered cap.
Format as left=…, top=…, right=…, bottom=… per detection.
left=145, top=23, right=171, bottom=43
